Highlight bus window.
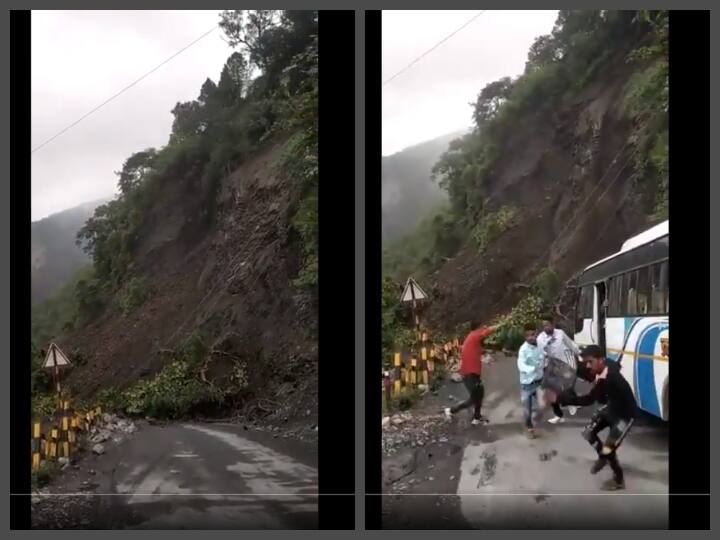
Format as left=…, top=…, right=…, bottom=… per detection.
left=581, top=285, right=593, bottom=318
left=625, top=270, right=638, bottom=315
left=607, top=275, right=623, bottom=317
left=636, top=266, right=650, bottom=314
left=651, top=262, right=667, bottom=314
left=575, top=285, right=593, bottom=333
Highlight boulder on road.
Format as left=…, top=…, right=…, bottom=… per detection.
left=92, top=444, right=105, bottom=455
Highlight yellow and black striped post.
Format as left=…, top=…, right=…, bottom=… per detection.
left=31, top=422, right=42, bottom=471
left=393, top=353, right=402, bottom=396
left=48, top=426, right=58, bottom=460
left=59, top=412, right=71, bottom=458
left=428, top=348, right=436, bottom=374
left=420, top=347, right=429, bottom=385
left=410, top=357, right=417, bottom=385
left=68, top=416, right=78, bottom=447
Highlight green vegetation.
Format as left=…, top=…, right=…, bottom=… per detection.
left=471, top=206, right=519, bottom=254
left=382, top=202, right=465, bottom=281
left=380, top=276, right=420, bottom=364
left=383, top=385, right=423, bottom=414
left=118, top=276, right=150, bottom=315
left=486, top=295, right=546, bottom=351
left=94, top=331, right=247, bottom=419
left=31, top=461, right=60, bottom=489
left=123, top=360, right=224, bottom=419
left=622, top=11, right=668, bottom=219
left=532, top=267, right=562, bottom=305
left=31, top=394, right=57, bottom=418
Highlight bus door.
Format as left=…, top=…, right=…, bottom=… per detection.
left=595, top=281, right=607, bottom=351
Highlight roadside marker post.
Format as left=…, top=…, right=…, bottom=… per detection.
left=42, top=343, right=72, bottom=406
left=49, top=427, right=58, bottom=460
left=393, top=353, right=402, bottom=396
left=31, top=422, right=42, bottom=471
left=400, top=277, right=428, bottom=339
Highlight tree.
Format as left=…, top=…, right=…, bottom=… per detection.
left=217, top=52, right=249, bottom=103
left=525, top=34, right=561, bottom=72
left=472, top=77, right=514, bottom=127
left=198, top=78, right=218, bottom=107
left=219, top=10, right=280, bottom=70
left=170, top=100, right=203, bottom=142
left=116, top=149, right=157, bottom=195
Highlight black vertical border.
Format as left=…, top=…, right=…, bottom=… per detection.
left=10, top=9, right=32, bottom=530
left=667, top=10, right=709, bottom=530
left=364, top=9, right=382, bottom=531
left=317, top=9, right=356, bottom=529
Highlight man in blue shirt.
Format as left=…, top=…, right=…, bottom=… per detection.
left=517, top=325, right=545, bottom=439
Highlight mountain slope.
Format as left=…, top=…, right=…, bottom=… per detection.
left=382, top=130, right=467, bottom=243
left=31, top=198, right=110, bottom=304
left=31, top=11, right=319, bottom=433
left=383, top=11, right=668, bottom=336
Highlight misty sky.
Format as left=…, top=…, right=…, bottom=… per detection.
left=382, top=10, right=559, bottom=156
left=31, top=10, right=233, bottom=221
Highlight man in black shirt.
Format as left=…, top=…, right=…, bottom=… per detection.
left=546, top=345, right=637, bottom=490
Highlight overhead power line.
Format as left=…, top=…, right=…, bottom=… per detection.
left=382, top=10, right=487, bottom=87
left=32, top=25, right=219, bottom=155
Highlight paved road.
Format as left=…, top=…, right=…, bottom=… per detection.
left=35, top=422, right=318, bottom=529
left=382, top=354, right=668, bottom=529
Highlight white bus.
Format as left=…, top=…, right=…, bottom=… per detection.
left=572, top=220, right=669, bottom=420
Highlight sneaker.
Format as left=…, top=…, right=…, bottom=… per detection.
left=590, top=458, right=607, bottom=474
left=600, top=478, right=625, bottom=491
left=471, top=416, right=489, bottom=426
left=568, top=406, right=578, bottom=416
left=548, top=416, right=565, bottom=424
left=526, top=428, right=536, bottom=439
left=443, top=407, right=452, bottom=420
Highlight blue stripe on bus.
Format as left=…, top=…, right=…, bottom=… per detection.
left=636, top=325, right=662, bottom=417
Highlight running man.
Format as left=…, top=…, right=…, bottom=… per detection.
left=444, top=321, right=499, bottom=425
left=537, top=317, right=582, bottom=423
left=517, top=325, right=544, bottom=439
left=546, top=345, right=637, bottom=490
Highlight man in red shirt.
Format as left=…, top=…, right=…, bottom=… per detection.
left=444, top=321, right=499, bottom=425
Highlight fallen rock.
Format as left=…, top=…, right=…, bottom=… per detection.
left=91, top=430, right=111, bottom=443
left=58, top=457, right=69, bottom=465
left=382, top=416, right=391, bottom=427
left=92, top=444, right=105, bottom=455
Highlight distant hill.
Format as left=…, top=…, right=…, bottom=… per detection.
left=31, top=198, right=111, bottom=304
left=382, top=129, right=468, bottom=243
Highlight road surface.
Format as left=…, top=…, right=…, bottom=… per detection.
left=382, top=353, right=668, bottom=529
left=32, top=422, right=318, bottom=529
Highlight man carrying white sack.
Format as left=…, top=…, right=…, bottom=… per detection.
left=536, top=316, right=582, bottom=424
